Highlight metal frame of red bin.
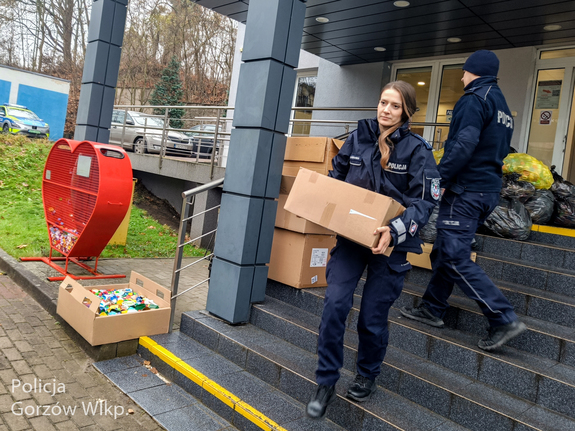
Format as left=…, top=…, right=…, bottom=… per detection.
left=21, top=139, right=133, bottom=281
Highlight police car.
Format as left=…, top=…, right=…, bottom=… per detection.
left=0, top=104, right=50, bottom=139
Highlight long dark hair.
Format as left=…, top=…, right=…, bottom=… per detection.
left=378, top=80, right=417, bottom=168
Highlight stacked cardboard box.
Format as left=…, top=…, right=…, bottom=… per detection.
left=268, top=137, right=343, bottom=288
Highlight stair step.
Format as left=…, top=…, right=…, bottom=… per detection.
left=475, top=233, right=575, bottom=269
left=183, top=308, right=575, bottom=431
left=267, top=281, right=575, bottom=367
left=137, top=331, right=345, bottom=431
left=180, top=311, right=472, bottom=431
left=93, top=355, right=239, bottom=431
left=254, top=294, right=575, bottom=421
left=401, top=282, right=575, bottom=364
left=404, top=265, right=575, bottom=327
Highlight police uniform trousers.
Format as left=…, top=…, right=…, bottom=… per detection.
left=316, top=237, right=409, bottom=386
left=422, top=190, right=518, bottom=327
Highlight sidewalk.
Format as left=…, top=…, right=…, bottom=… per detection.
left=0, top=251, right=212, bottom=430
left=1, top=252, right=210, bottom=330
left=0, top=272, right=165, bottom=430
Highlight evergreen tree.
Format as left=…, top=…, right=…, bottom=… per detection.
left=149, top=56, right=185, bottom=129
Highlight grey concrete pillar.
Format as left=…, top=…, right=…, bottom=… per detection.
left=75, top=0, right=127, bottom=143
left=206, top=0, right=307, bottom=324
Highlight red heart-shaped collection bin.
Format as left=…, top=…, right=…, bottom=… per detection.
left=28, top=139, right=133, bottom=280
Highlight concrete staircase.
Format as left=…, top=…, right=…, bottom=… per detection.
left=138, top=231, right=575, bottom=431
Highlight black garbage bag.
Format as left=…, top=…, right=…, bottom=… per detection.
left=553, top=198, right=575, bottom=228
left=549, top=166, right=575, bottom=198
left=484, top=197, right=532, bottom=240
left=548, top=166, right=575, bottom=227
left=524, top=190, right=554, bottom=225
left=419, top=204, right=439, bottom=243
left=500, top=173, right=536, bottom=203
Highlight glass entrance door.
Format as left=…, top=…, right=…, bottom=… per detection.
left=526, top=68, right=568, bottom=170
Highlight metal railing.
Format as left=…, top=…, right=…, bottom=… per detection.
left=168, top=177, right=224, bottom=331
left=112, top=104, right=451, bottom=177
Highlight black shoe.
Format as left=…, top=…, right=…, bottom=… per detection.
left=400, top=304, right=445, bottom=328
left=346, top=374, right=376, bottom=402
left=306, top=384, right=335, bottom=419
left=478, top=320, right=527, bottom=351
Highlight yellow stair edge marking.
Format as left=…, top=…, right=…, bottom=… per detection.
left=203, top=379, right=238, bottom=409
left=533, top=224, right=575, bottom=238
left=174, top=361, right=207, bottom=387
left=138, top=337, right=285, bottom=431
left=236, top=401, right=287, bottom=431
left=151, top=344, right=181, bottom=367
left=139, top=336, right=157, bottom=350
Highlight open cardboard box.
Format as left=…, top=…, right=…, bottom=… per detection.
left=57, top=271, right=171, bottom=346
left=282, top=136, right=344, bottom=176
left=284, top=168, right=404, bottom=255
left=276, top=175, right=334, bottom=234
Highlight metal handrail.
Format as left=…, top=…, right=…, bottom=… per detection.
left=168, top=177, right=224, bottom=331
left=112, top=104, right=452, bottom=173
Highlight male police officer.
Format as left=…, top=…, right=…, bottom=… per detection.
left=400, top=50, right=526, bottom=351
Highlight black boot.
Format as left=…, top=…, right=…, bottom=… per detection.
left=306, top=384, right=335, bottom=419
left=478, top=320, right=527, bottom=351
left=346, top=374, right=376, bottom=402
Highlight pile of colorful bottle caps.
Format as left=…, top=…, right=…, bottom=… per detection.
left=89, top=287, right=160, bottom=316
left=49, top=226, right=78, bottom=254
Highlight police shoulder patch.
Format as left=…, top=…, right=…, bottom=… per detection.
left=431, top=178, right=441, bottom=200
left=409, top=220, right=418, bottom=237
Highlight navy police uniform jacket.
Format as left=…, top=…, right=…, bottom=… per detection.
left=329, top=118, right=440, bottom=253
left=439, top=76, right=513, bottom=193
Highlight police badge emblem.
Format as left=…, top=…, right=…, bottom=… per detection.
left=431, top=178, right=440, bottom=200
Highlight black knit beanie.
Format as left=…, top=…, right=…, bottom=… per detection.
left=462, top=50, right=499, bottom=77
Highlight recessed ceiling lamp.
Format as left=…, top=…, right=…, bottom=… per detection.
left=447, top=37, right=462, bottom=43
left=544, top=24, right=562, bottom=31
left=393, top=1, right=410, bottom=7
left=418, top=82, right=426, bottom=86
left=316, top=17, right=329, bottom=23
left=374, top=47, right=386, bottom=52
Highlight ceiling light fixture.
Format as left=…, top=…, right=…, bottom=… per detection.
left=418, top=82, right=426, bottom=86
left=393, top=1, right=410, bottom=7
left=374, top=47, right=386, bottom=52
left=544, top=24, right=562, bottom=31
left=447, top=37, right=462, bottom=43
left=316, top=17, right=329, bottom=23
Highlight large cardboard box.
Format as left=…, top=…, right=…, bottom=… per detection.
left=282, top=137, right=344, bottom=176
left=57, top=271, right=171, bottom=346
left=407, top=242, right=477, bottom=270
left=284, top=168, right=405, bottom=251
left=268, top=228, right=336, bottom=288
left=276, top=175, right=334, bottom=234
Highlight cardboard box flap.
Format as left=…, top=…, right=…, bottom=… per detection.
left=130, top=271, right=171, bottom=306
left=60, top=276, right=100, bottom=314
left=284, top=137, right=328, bottom=163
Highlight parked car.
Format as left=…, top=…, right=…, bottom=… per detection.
left=0, top=103, right=50, bottom=139
left=109, top=110, right=193, bottom=156
left=185, top=124, right=223, bottom=158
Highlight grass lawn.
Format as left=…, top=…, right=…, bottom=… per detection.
left=0, top=135, right=205, bottom=260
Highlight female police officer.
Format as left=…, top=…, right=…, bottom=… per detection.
left=306, top=81, right=440, bottom=419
